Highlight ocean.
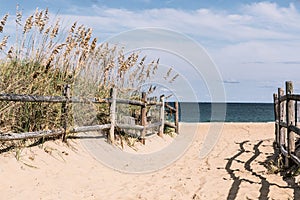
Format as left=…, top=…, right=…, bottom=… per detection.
left=177, top=102, right=275, bottom=122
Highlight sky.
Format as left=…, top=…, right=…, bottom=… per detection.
left=1, top=0, right=300, bottom=102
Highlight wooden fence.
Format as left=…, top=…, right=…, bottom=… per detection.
left=273, top=81, right=300, bottom=168
left=0, top=85, right=179, bottom=145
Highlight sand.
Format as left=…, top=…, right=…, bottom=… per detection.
left=0, top=123, right=299, bottom=200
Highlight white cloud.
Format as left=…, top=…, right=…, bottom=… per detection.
left=2, top=1, right=300, bottom=102
left=54, top=2, right=300, bottom=43
left=53, top=2, right=300, bottom=101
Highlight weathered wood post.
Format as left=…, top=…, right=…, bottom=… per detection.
left=295, top=100, right=298, bottom=127
left=273, top=93, right=279, bottom=147
left=175, top=101, right=179, bottom=134
left=109, top=87, right=117, bottom=144
left=158, top=95, right=165, bottom=137
left=140, top=92, right=147, bottom=144
left=278, top=88, right=285, bottom=147
left=61, top=84, right=70, bottom=142
left=286, top=81, right=295, bottom=167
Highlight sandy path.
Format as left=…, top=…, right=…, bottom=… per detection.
left=0, top=123, right=299, bottom=200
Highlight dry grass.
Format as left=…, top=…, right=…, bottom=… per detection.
left=0, top=7, right=167, bottom=136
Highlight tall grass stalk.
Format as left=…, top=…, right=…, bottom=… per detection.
left=0, top=7, right=167, bottom=135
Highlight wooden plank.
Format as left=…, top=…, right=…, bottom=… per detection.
left=0, top=129, right=63, bottom=141
left=147, top=101, right=163, bottom=106
left=0, top=93, right=150, bottom=106
left=117, top=123, right=144, bottom=130
left=140, top=92, right=147, bottom=144
left=279, top=94, right=300, bottom=105
left=289, top=125, right=300, bottom=136
left=279, top=121, right=288, bottom=128
left=280, top=145, right=289, bottom=157
left=145, top=122, right=162, bottom=129
left=279, top=95, right=287, bottom=102
left=290, top=154, right=300, bottom=166
left=286, top=81, right=295, bottom=168
left=116, top=98, right=145, bottom=106
left=0, top=93, right=110, bottom=104
left=158, top=95, right=165, bottom=137
left=278, top=88, right=286, bottom=147
left=0, top=93, right=66, bottom=103
left=75, top=97, right=109, bottom=104
left=295, top=100, right=298, bottom=127
left=109, top=88, right=117, bottom=144
left=288, top=94, right=300, bottom=101
left=165, top=104, right=176, bottom=112
left=61, top=84, right=70, bottom=142
left=274, top=93, right=279, bottom=147
left=70, top=124, right=111, bottom=133
left=116, top=122, right=161, bottom=131
left=175, top=102, right=179, bottom=134
left=164, top=121, right=176, bottom=129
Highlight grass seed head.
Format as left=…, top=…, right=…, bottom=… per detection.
left=0, top=36, right=9, bottom=50
left=0, top=14, right=9, bottom=33
left=23, top=15, right=33, bottom=33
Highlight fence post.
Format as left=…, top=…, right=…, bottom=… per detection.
left=295, top=100, right=298, bottom=127
left=279, top=87, right=288, bottom=167
left=158, top=95, right=165, bottom=137
left=109, top=87, right=117, bottom=144
left=278, top=88, right=285, bottom=147
left=175, top=101, right=179, bottom=134
left=273, top=93, right=279, bottom=147
left=286, top=81, right=295, bottom=167
left=61, top=84, right=70, bottom=142
left=140, top=92, right=147, bottom=144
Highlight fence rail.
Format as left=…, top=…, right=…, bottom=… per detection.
left=0, top=85, right=179, bottom=145
left=273, top=81, right=300, bottom=167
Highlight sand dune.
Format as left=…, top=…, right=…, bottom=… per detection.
left=0, top=123, right=299, bottom=200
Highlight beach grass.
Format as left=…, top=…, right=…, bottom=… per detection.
left=0, top=7, right=164, bottom=136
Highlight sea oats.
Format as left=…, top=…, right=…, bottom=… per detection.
left=70, top=22, right=77, bottom=34
left=153, top=58, right=159, bottom=70
left=7, top=46, right=13, bottom=58
left=139, top=56, right=146, bottom=66
left=34, top=8, right=41, bottom=25
left=44, top=8, right=49, bottom=21
left=47, top=40, right=53, bottom=49
left=169, top=74, right=179, bottom=83
left=0, top=14, right=8, bottom=33
left=146, top=65, right=151, bottom=78
left=0, top=6, right=170, bottom=137
left=44, top=26, right=51, bottom=35
left=90, top=38, right=97, bottom=52
left=50, top=19, right=60, bottom=38
left=23, top=15, right=33, bottom=33
left=35, top=10, right=46, bottom=32
left=52, top=46, right=60, bottom=54
left=164, top=68, right=172, bottom=80
left=15, top=4, right=22, bottom=26
left=0, top=36, right=9, bottom=50
left=85, top=28, right=92, bottom=42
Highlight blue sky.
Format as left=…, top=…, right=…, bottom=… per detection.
left=1, top=0, right=300, bottom=102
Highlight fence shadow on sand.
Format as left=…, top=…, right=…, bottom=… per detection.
left=224, top=139, right=299, bottom=200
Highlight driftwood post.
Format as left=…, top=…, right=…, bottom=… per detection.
left=295, top=100, right=298, bottom=127
left=140, top=92, right=147, bottom=144
left=158, top=95, right=165, bottom=137
left=278, top=88, right=285, bottom=146
left=61, top=84, right=70, bottom=142
left=286, top=81, right=295, bottom=167
left=175, top=101, right=179, bottom=134
left=109, top=88, right=117, bottom=144
left=278, top=87, right=287, bottom=166
left=273, top=93, right=279, bottom=147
